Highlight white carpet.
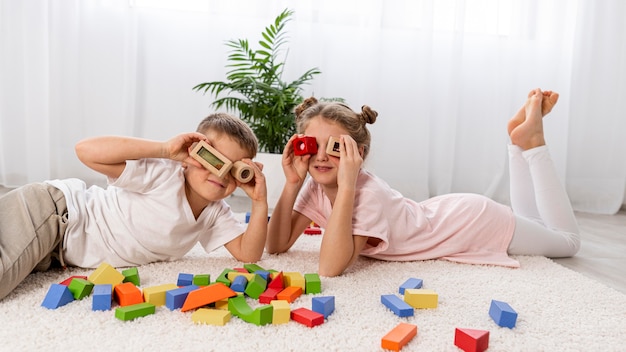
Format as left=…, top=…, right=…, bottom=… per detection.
left=1, top=232, right=625, bottom=351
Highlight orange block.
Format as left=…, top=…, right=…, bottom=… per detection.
left=114, top=282, right=143, bottom=307
left=381, top=322, right=418, bottom=351
left=276, top=286, right=302, bottom=303
left=181, top=283, right=237, bottom=312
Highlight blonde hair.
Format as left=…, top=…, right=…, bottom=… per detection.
left=294, top=97, right=378, bottom=160
left=196, top=113, right=258, bottom=158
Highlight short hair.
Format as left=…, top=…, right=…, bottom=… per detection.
left=196, top=113, right=258, bottom=158
left=294, top=97, right=378, bottom=160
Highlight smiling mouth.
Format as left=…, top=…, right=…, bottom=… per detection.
left=207, top=178, right=225, bottom=188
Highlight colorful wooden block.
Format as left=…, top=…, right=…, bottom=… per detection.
left=267, top=272, right=284, bottom=290
left=312, top=296, right=335, bottom=318
left=258, top=287, right=282, bottom=304
left=92, top=284, right=113, bottom=311
left=227, top=294, right=273, bottom=326
left=166, top=285, right=199, bottom=310
left=270, top=300, right=291, bottom=325
left=244, top=274, right=267, bottom=299
left=283, top=272, right=305, bottom=290
left=41, top=284, right=75, bottom=309
left=454, top=328, right=490, bottom=352
left=143, top=283, right=178, bottom=306
left=191, top=308, right=231, bottom=326
left=230, top=275, right=248, bottom=293
left=181, top=282, right=237, bottom=312
left=276, top=286, right=303, bottom=303
left=177, top=273, right=194, bottom=286
left=304, top=273, right=322, bottom=294
left=68, top=278, right=94, bottom=300
left=399, top=278, right=423, bottom=294
left=122, top=267, right=140, bottom=286
left=404, top=289, right=438, bottom=308
left=381, top=322, right=418, bottom=351
left=243, top=263, right=266, bottom=273
left=215, top=269, right=234, bottom=287
left=88, top=262, right=125, bottom=287
left=291, top=307, right=324, bottom=327
left=489, top=299, right=517, bottom=328
left=59, top=275, right=87, bottom=286
left=114, top=282, right=143, bottom=306
left=381, top=294, right=414, bottom=317
left=193, top=274, right=210, bottom=286
left=227, top=271, right=254, bottom=282
left=254, top=270, right=271, bottom=281
left=115, top=302, right=155, bottom=321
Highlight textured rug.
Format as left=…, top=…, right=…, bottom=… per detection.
left=1, top=231, right=624, bottom=351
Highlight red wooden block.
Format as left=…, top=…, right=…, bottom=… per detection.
left=267, top=272, right=284, bottom=290
left=234, top=267, right=249, bottom=273
left=291, top=307, right=324, bottom=327
left=381, top=323, right=418, bottom=351
left=258, top=287, right=282, bottom=304
left=454, top=328, right=489, bottom=352
left=304, top=227, right=322, bottom=235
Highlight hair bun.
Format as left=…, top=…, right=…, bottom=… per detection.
left=360, top=105, right=378, bottom=124
left=295, top=97, right=319, bottom=119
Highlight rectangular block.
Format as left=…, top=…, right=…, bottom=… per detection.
left=270, top=300, right=291, bottom=324
left=454, top=328, right=490, bottom=352
left=192, top=308, right=231, bottom=326
left=166, top=285, right=199, bottom=310
left=489, top=299, right=517, bottom=328
left=404, top=289, right=438, bottom=309
left=92, top=284, right=113, bottom=311
left=381, top=294, right=414, bottom=317
left=399, top=278, right=423, bottom=294
left=381, top=322, right=418, bottom=351
left=143, top=283, right=178, bottom=306
left=115, top=302, right=156, bottom=321
left=304, top=273, right=322, bottom=294
left=291, top=307, right=324, bottom=327
left=276, top=286, right=302, bottom=303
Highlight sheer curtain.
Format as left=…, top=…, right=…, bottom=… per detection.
left=1, top=0, right=624, bottom=214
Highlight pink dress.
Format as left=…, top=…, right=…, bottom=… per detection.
left=294, top=169, right=519, bottom=268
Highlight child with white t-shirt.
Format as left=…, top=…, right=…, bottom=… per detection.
left=0, top=113, right=268, bottom=300
left=267, top=89, right=580, bottom=277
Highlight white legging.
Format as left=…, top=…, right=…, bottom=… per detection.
left=507, top=145, right=581, bottom=257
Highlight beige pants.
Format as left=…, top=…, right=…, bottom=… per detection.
left=0, top=183, right=68, bottom=300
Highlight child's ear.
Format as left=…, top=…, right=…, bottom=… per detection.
left=359, top=145, right=365, bottom=157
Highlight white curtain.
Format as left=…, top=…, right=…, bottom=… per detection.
left=1, top=0, right=625, bottom=214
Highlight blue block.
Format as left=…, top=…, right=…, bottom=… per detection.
left=231, top=275, right=248, bottom=292
left=255, top=270, right=271, bottom=281
left=177, top=273, right=194, bottom=286
left=245, top=212, right=251, bottom=223
left=399, top=278, right=423, bottom=294
left=381, top=294, right=414, bottom=317
left=92, top=284, right=113, bottom=311
left=489, top=299, right=518, bottom=328
left=166, top=285, right=199, bottom=310
left=312, top=296, right=335, bottom=318
left=41, top=284, right=75, bottom=309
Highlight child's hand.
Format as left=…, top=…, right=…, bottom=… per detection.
left=164, top=132, right=208, bottom=163
left=282, top=134, right=311, bottom=185
left=237, top=160, right=267, bottom=202
left=336, top=135, right=363, bottom=189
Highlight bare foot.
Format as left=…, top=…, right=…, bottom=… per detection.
left=510, top=89, right=546, bottom=150
left=507, top=89, right=559, bottom=136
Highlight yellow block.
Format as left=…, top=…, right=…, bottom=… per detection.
left=214, top=298, right=229, bottom=310
left=282, top=272, right=305, bottom=290
left=404, top=289, right=438, bottom=308
left=191, top=308, right=231, bottom=326
left=143, top=283, right=179, bottom=306
left=88, top=263, right=125, bottom=288
left=270, top=300, right=291, bottom=324
left=226, top=272, right=255, bottom=282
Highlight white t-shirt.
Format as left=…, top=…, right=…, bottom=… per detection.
left=294, top=169, right=519, bottom=268
left=46, top=158, right=246, bottom=268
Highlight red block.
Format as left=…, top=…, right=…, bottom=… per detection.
left=267, top=272, right=284, bottom=290
left=59, top=275, right=88, bottom=286
left=258, top=287, right=282, bottom=304
left=454, top=328, right=489, bottom=352
left=291, top=307, right=324, bottom=327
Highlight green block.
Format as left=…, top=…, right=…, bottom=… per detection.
left=115, top=302, right=156, bottom=321
left=244, top=274, right=267, bottom=299
left=193, top=274, right=210, bottom=286
left=68, top=278, right=94, bottom=300
left=243, top=263, right=266, bottom=273
left=228, top=295, right=272, bottom=326
left=305, top=273, right=322, bottom=294
left=122, top=267, right=140, bottom=286
left=216, top=269, right=234, bottom=287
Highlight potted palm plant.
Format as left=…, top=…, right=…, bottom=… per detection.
left=193, top=8, right=320, bottom=154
